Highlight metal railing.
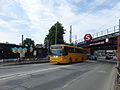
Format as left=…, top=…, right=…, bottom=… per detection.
left=78, top=25, right=119, bottom=43
left=92, top=25, right=119, bottom=39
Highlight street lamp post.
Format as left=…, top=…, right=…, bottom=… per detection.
left=22, top=35, right=24, bottom=46
left=55, top=24, right=57, bottom=44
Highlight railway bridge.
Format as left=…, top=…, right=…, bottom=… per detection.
left=77, top=25, right=120, bottom=60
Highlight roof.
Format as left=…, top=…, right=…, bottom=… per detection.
left=51, top=44, right=83, bottom=49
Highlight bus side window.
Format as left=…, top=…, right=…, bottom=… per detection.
left=69, top=47, right=74, bottom=53
left=78, top=49, right=82, bottom=53
left=64, top=47, right=68, bottom=55
left=64, top=47, right=68, bottom=52
left=64, top=47, right=74, bottom=53
left=75, top=48, right=78, bottom=53
left=77, top=49, right=85, bottom=54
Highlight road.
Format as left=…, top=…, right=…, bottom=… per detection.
left=0, top=60, right=115, bottom=90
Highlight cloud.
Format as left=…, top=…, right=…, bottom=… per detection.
left=0, top=18, right=31, bottom=44
left=0, top=31, right=21, bottom=44
left=0, top=0, right=120, bottom=44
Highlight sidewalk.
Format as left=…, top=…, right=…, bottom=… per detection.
left=114, top=68, right=120, bottom=90
left=0, top=58, right=49, bottom=67
left=97, top=59, right=117, bottom=64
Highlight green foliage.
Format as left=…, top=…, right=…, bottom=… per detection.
left=44, top=21, right=65, bottom=47
left=23, top=38, right=35, bottom=47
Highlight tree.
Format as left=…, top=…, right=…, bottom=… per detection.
left=23, top=38, right=35, bottom=47
left=44, top=21, right=65, bottom=47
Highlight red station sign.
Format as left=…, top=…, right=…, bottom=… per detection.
left=84, top=34, right=92, bottom=42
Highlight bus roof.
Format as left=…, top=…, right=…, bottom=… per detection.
left=50, top=44, right=84, bottom=49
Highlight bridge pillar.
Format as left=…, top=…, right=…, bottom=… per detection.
left=117, top=36, right=120, bottom=61
left=90, top=48, right=94, bottom=55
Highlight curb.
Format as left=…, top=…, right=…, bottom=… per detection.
left=0, top=59, right=49, bottom=67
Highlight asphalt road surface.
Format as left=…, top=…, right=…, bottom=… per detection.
left=0, top=60, right=115, bottom=90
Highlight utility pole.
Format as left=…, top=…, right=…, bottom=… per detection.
left=70, top=25, right=72, bottom=44
left=75, top=35, right=77, bottom=46
left=55, top=23, right=57, bottom=44
left=22, top=35, right=24, bottom=45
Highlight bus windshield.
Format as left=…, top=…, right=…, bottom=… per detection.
left=50, top=49, right=64, bottom=56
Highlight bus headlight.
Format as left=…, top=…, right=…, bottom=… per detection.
left=54, top=56, right=58, bottom=58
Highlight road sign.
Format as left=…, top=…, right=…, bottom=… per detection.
left=84, top=34, right=92, bottom=41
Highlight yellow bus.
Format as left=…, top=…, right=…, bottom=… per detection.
left=49, top=44, right=87, bottom=64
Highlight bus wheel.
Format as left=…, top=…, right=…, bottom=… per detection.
left=81, top=57, right=84, bottom=62
left=69, top=58, right=72, bottom=64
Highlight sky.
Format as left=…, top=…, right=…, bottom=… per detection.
left=0, top=0, right=120, bottom=45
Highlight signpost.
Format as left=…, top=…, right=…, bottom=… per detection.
left=84, top=34, right=93, bottom=55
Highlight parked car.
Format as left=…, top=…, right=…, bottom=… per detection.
left=88, top=55, right=97, bottom=60
left=105, top=55, right=113, bottom=59
left=113, top=56, right=117, bottom=60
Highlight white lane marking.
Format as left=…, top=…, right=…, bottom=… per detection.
left=0, top=65, right=71, bottom=80
left=97, top=70, right=107, bottom=74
